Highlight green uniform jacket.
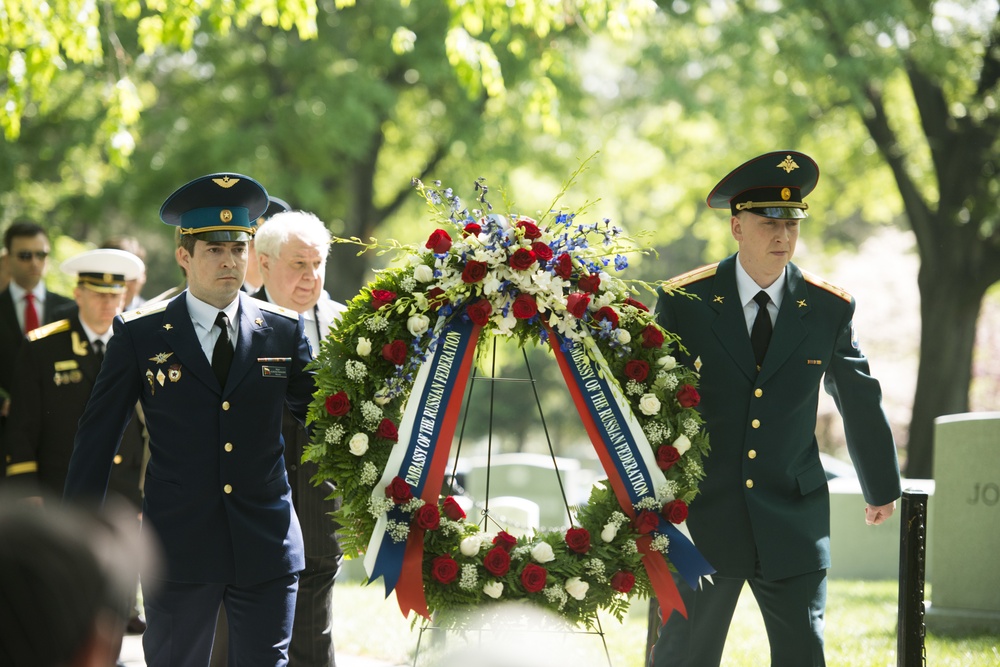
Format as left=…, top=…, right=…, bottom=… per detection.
left=655, top=254, right=901, bottom=580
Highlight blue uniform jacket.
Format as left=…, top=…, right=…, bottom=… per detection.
left=65, top=292, right=313, bottom=585
left=655, top=254, right=901, bottom=581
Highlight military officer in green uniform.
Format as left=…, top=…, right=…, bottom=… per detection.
left=651, top=151, right=902, bottom=667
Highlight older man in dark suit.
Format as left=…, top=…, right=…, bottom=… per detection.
left=65, top=174, right=315, bottom=667
left=651, top=152, right=901, bottom=667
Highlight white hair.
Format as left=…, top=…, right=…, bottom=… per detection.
left=253, top=210, right=332, bottom=260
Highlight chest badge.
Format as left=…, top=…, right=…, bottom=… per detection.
left=713, top=295, right=724, bottom=304
left=797, top=299, right=807, bottom=308
left=149, top=352, right=174, bottom=364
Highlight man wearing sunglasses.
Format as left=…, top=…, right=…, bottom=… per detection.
left=0, top=221, right=74, bottom=481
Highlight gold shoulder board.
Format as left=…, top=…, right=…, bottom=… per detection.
left=801, top=270, right=852, bottom=302
left=27, top=319, right=70, bottom=341
left=661, top=263, right=719, bottom=292
left=122, top=301, right=169, bottom=322
left=252, top=298, right=298, bottom=320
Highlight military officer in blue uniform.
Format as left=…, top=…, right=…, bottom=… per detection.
left=64, top=173, right=315, bottom=667
left=651, top=152, right=902, bottom=667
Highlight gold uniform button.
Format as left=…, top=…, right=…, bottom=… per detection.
left=224, top=484, right=233, bottom=494
left=751, top=419, right=760, bottom=429
left=222, top=401, right=230, bottom=411
left=113, top=455, right=123, bottom=464
left=746, top=479, right=754, bottom=489
left=754, top=388, right=763, bottom=398
left=748, top=449, right=757, bottom=459
left=224, top=443, right=234, bottom=452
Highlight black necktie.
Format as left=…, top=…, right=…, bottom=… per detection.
left=91, top=339, right=105, bottom=363
left=750, top=291, right=772, bottom=370
left=212, top=312, right=234, bottom=387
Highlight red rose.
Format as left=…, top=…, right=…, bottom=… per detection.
left=462, top=260, right=488, bottom=284
left=324, top=391, right=350, bottom=416
left=414, top=504, right=441, bottom=531
left=516, top=218, right=542, bottom=240
left=578, top=273, right=601, bottom=294
left=595, top=306, right=619, bottom=328
left=371, top=289, right=397, bottom=310
left=656, top=445, right=680, bottom=471
left=625, top=297, right=649, bottom=312
left=531, top=242, right=553, bottom=262
left=431, top=554, right=459, bottom=584
left=641, top=325, right=664, bottom=349
left=624, top=360, right=650, bottom=383
left=511, top=293, right=538, bottom=320
left=376, top=418, right=398, bottom=442
left=381, top=340, right=408, bottom=365
left=520, top=563, right=548, bottom=593
left=493, top=531, right=517, bottom=552
left=554, top=253, right=573, bottom=279
left=385, top=476, right=414, bottom=504
left=676, top=384, right=701, bottom=408
left=483, top=546, right=511, bottom=577
left=662, top=499, right=689, bottom=524
left=442, top=496, right=466, bottom=521
left=509, top=248, right=537, bottom=271
left=426, top=287, right=448, bottom=311
left=425, top=229, right=452, bottom=254
left=566, top=292, right=590, bottom=318
left=610, top=570, right=636, bottom=594
left=466, top=299, right=492, bottom=326
left=463, top=222, right=482, bottom=237
left=564, top=527, right=591, bottom=554
left=633, top=510, right=659, bottom=535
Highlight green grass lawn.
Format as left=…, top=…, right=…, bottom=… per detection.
left=331, top=578, right=999, bottom=666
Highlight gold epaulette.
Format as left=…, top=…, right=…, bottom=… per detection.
left=27, top=319, right=70, bottom=341
left=6, top=461, right=38, bottom=476
left=122, top=301, right=169, bottom=322
left=801, top=270, right=852, bottom=302
left=252, top=298, right=298, bottom=320
left=661, top=263, right=719, bottom=292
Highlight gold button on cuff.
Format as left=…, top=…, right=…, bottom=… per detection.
left=751, top=419, right=761, bottom=429
left=224, top=443, right=234, bottom=452
left=748, top=449, right=757, bottom=459
left=224, top=484, right=233, bottom=494
left=113, top=455, right=123, bottom=464
left=746, top=479, right=754, bottom=489
left=222, top=401, right=230, bottom=411
left=754, top=388, right=763, bottom=398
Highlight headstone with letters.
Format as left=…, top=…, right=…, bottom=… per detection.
left=926, top=412, right=1000, bottom=633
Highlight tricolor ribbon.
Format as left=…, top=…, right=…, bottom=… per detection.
left=364, top=316, right=481, bottom=617
left=546, top=327, right=714, bottom=622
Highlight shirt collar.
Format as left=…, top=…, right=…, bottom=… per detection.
left=78, top=319, right=112, bottom=346
left=186, top=290, right=240, bottom=335
left=734, top=254, right=786, bottom=311
left=8, top=282, right=46, bottom=303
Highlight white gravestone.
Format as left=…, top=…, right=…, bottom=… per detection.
left=926, top=412, right=1000, bottom=633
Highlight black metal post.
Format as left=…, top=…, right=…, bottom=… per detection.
left=897, top=489, right=928, bottom=667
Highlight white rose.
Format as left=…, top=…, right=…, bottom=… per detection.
left=348, top=433, right=369, bottom=456
left=413, top=264, right=434, bottom=283
left=460, top=535, right=483, bottom=557
left=657, top=355, right=677, bottom=370
left=673, top=434, right=691, bottom=455
left=601, top=523, right=619, bottom=543
left=638, top=393, right=661, bottom=416
left=616, top=329, right=631, bottom=345
left=483, top=581, right=504, bottom=599
left=531, top=542, right=556, bottom=563
left=564, top=577, right=590, bottom=601
left=407, top=313, right=430, bottom=336
left=356, top=337, right=372, bottom=356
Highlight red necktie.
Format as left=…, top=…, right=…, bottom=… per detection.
left=23, top=293, right=40, bottom=333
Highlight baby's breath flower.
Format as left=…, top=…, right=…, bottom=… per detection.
left=361, top=401, right=383, bottom=427
left=365, top=315, right=389, bottom=332
left=683, top=418, right=700, bottom=438
left=621, top=540, right=639, bottom=555
left=634, top=496, right=661, bottom=512
left=459, top=564, right=478, bottom=590
left=387, top=520, right=410, bottom=543
left=324, top=423, right=345, bottom=445
left=584, top=558, right=607, bottom=583
left=345, top=360, right=367, bottom=382
left=543, top=584, right=569, bottom=611
left=650, top=534, right=670, bottom=554
left=368, top=496, right=393, bottom=518
left=626, top=379, right=645, bottom=396
left=359, top=462, right=379, bottom=486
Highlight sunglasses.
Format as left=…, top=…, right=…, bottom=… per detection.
left=14, top=251, right=49, bottom=261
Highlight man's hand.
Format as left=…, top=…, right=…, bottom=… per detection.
left=865, top=501, right=896, bottom=526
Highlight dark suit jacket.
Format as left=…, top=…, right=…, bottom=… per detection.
left=64, top=291, right=314, bottom=585
left=251, top=287, right=342, bottom=560
left=4, top=316, right=144, bottom=504
left=0, top=287, right=75, bottom=478
left=655, top=254, right=901, bottom=581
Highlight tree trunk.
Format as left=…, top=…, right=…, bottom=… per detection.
left=905, top=258, right=986, bottom=479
